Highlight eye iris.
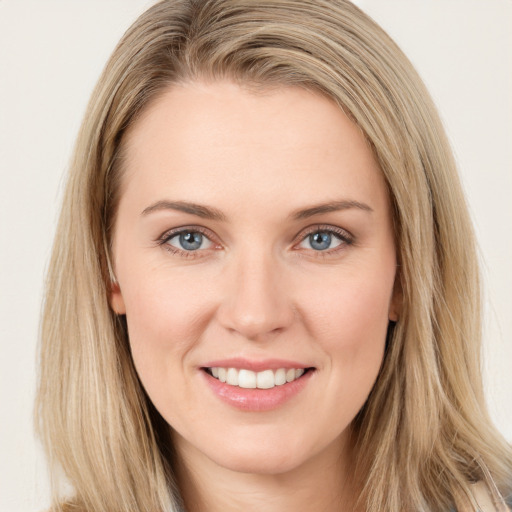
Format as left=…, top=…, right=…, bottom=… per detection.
left=179, top=232, right=203, bottom=250
left=310, top=232, right=331, bottom=250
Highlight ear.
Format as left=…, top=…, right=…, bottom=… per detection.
left=109, top=281, right=126, bottom=315
left=388, top=272, right=403, bottom=322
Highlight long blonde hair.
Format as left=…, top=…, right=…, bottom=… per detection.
left=36, top=1, right=512, bottom=511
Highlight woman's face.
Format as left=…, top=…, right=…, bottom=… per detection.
left=111, top=81, right=400, bottom=475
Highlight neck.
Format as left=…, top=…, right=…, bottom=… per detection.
left=173, top=431, right=359, bottom=512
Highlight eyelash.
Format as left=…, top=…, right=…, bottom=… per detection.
left=156, top=224, right=354, bottom=259
left=299, top=225, right=354, bottom=258
left=157, top=226, right=216, bottom=259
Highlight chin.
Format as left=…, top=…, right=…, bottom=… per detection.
left=202, top=429, right=326, bottom=476
left=210, top=448, right=305, bottom=476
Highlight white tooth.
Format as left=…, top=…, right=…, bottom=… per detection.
left=226, top=368, right=239, bottom=386
left=295, top=368, right=305, bottom=379
left=256, top=369, right=275, bottom=389
left=218, top=367, right=227, bottom=383
left=274, top=368, right=286, bottom=386
left=238, top=369, right=257, bottom=389
left=286, top=368, right=296, bottom=383
left=211, top=367, right=219, bottom=378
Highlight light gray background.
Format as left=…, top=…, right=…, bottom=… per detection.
left=1, top=1, right=511, bottom=511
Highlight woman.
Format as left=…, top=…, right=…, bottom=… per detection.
left=35, top=1, right=512, bottom=511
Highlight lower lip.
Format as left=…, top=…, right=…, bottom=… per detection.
left=201, top=369, right=314, bottom=412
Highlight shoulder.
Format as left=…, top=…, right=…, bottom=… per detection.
left=42, top=503, right=88, bottom=512
left=449, top=481, right=512, bottom=511
left=471, top=481, right=512, bottom=512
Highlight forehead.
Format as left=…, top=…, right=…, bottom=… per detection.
left=119, top=80, right=388, bottom=218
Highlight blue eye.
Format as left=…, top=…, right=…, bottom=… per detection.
left=299, top=230, right=346, bottom=251
left=310, top=232, right=332, bottom=251
left=166, top=230, right=213, bottom=251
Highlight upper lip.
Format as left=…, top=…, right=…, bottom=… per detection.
left=201, top=358, right=313, bottom=372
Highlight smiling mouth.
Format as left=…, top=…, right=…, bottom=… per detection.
left=203, top=367, right=314, bottom=389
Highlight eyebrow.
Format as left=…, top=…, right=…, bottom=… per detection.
left=289, top=199, right=373, bottom=220
left=141, top=200, right=227, bottom=221
left=141, top=198, right=373, bottom=221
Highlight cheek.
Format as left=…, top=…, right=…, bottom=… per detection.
left=120, top=269, right=215, bottom=395
left=303, top=269, right=394, bottom=350
left=295, top=266, right=394, bottom=428
left=297, top=259, right=395, bottom=410
left=120, top=268, right=224, bottom=431
left=123, top=267, right=211, bottom=343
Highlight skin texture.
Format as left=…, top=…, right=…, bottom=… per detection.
left=110, top=80, right=400, bottom=512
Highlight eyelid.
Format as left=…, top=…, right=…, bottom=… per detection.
left=293, top=224, right=354, bottom=252
left=155, top=223, right=354, bottom=258
left=156, top=225, right=221, bottom=257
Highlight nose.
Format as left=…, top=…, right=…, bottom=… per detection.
left=216, top=251, right=295, bottom=341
